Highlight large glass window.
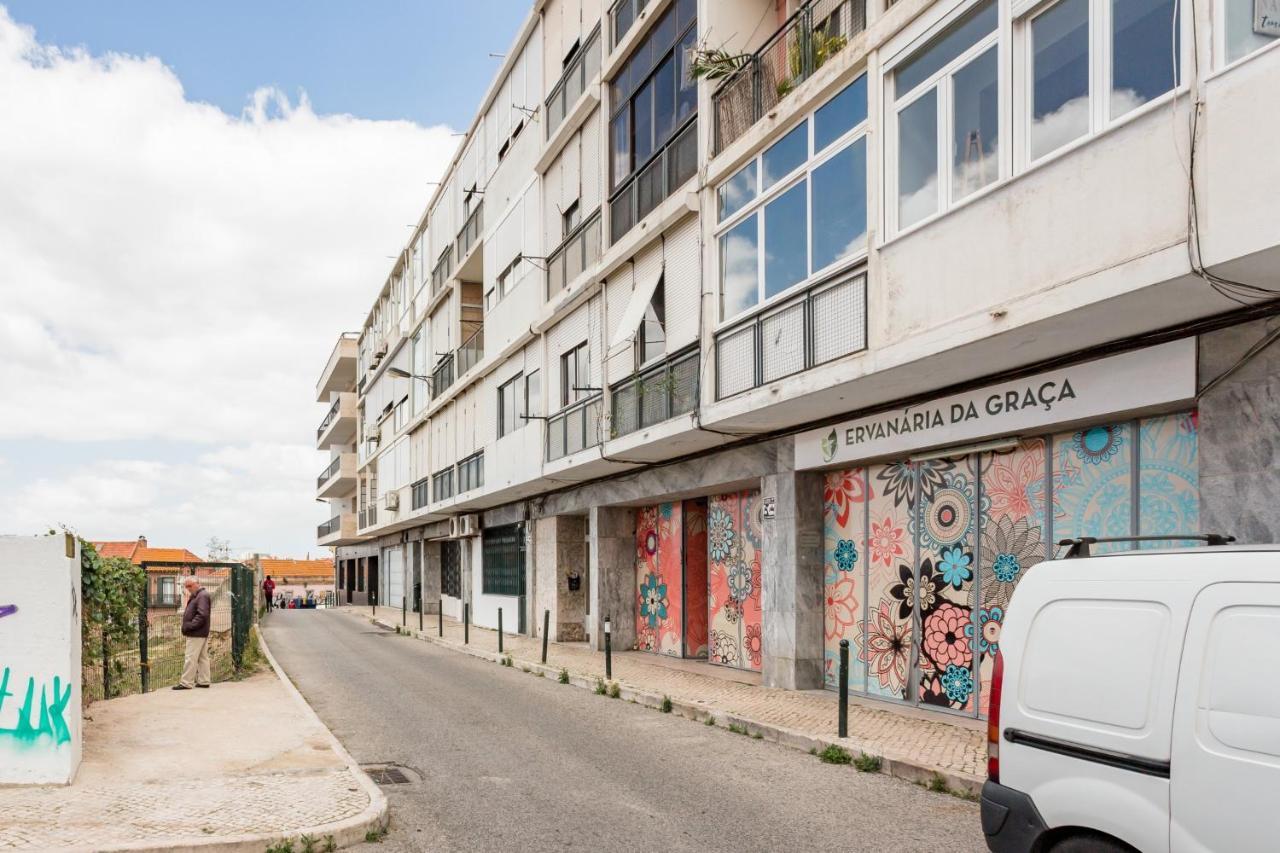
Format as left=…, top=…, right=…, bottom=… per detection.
left=715, top=77, right=869, bottom=322
left=637, top=278, right=666, bottom=366
left=891, top=0, right=998, bottom=232
left=524, top=369, right=541, bottom=419
left=1224, top=0, right=1279, bottom=63
left=1030, top=0, right=1090, bottom=161
left=561, top=341, right=590, bottom=407
left=498, top=373, right=522, bottom=438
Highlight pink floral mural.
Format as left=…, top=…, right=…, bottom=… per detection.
left=635, top=503, right=683, bottom=657
left=707, top=489, right=763, bottom=671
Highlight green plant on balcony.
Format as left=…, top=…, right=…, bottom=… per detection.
left=776, top=27, right=848, bottom=98
left=689, top=47, right=753, bottom=81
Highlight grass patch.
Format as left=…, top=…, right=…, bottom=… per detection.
left=705, top=717, right=716, bottom=727
left=558, top=668, right=570, bottom=684
left=818, top=744, right=853, bottom=765
left=594, top=677, right=608, bottom=695
left=501, top=655, right=513, bottom=667
left=265, top=841, right=294, bottom=853
left=727, top=723, right=748, bottom=736
left=854, top=752, right=882, bottom=773
left=927, top=773, right=948, bottom=793
left=363, top=825, right=387, bottom=843
left=660, top=695, right=673, bottom=713
left=608, top=681, right=621, bottom=699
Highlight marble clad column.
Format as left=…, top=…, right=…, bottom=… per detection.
left=588, top=505, right=637, bottom=652
left=761, top=469, right=826, bottom=690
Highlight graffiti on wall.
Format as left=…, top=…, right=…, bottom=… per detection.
left=822, top=412, right=1198, bottom=717
left=0, top=604, right=16, bottom=620
left=0, top=667, right=73, bottom=747
left=707, top=490, right=763, bottom=671
left=635, top=502, right=685, bottom=657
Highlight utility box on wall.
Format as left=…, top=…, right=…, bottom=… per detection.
left=0, top=533, right=83, bottom=784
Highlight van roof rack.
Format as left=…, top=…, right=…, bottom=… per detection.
left=1058, top=534, right=1236, bottom=558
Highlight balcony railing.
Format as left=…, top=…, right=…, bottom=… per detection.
left=317, top=457, right=342, bottom=489
left=431, top=247, right=453, bottom=297
left=456, top=202, right=483, bottom=262
left=433, top=468, right=455, bottom=502
left=546, top=25, right=602, bottom=140
left=546, top=394, right=603, bottom=462
left=411, top=477, right=430, bottom=510
left=456, top=325, right=484, bottom=375
left=712, top=0, right=866, bottom=155
left=358, top=505, right=377, bottom=529
left=714, top=269, right=867, bottom=400
left=610, top=348, right=699, bottom=439
left=318, top=515, right=341, bottom=539
left=431, top=353, right=455, bottom=400
left=547, top=209, right=602, bottom=299
left=609, top=118, right=697, bottom=245
left=609, top=0, right=651, bottom=49
left=317, top=397, right=341, bottom=439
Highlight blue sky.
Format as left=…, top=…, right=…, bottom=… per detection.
left=2, top=1, right=529, bottom=127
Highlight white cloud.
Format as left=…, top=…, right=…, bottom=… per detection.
left=0, top=8, right=459, bottom=554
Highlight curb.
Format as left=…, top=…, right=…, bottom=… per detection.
left=353, top=610, right=982, bottom=798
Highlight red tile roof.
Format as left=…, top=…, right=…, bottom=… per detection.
left=259, top=558, right=334, bottom=580
left=92, top=539, right=205, bottom=567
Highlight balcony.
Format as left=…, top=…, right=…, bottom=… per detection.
left=712, top=0, right=866, bottom=155
left=610, top=348, right=699, bottom=439
left=316, top=392, right=357, bottom=449
left=456, top=202, right=483, bottom=265
left=714, top=269, right=867, bottom=400
left=547, top=209, right=602, bottom=299
left=317, top=513, right=359, bottom=546
left=546, top=394, right=603, bottom=462
left=358, top=505, right=377, bottom=531
left=431, top=247, right=453, bottom=298
left=315, top=333, right=358, bottom=402
left=316, top=452, right=357, bottom=498
left=431, top=353, right=455, bottom=401
left=546, top=25, right=601, bottom=140
left=609, top=119, right=697, bottom=245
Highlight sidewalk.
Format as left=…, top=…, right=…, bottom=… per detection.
left=0, top=636, right=386, bottom=852
left=346, top=604, right=985, bottom=793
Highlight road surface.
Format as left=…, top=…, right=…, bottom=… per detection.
left=262, top=608, right=985, bottom=852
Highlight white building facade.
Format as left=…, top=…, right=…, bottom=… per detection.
left=317, top=0, right=1280, bottom=721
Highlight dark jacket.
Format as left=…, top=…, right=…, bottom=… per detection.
left=182, top=587, right=211, bottom=638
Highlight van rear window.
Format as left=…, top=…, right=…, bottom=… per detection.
left=1021, top=599, right=1170, bottom=731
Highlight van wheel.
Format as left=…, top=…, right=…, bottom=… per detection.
left=1047, top=832, right=1137, bottom=853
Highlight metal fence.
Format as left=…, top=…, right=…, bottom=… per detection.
left=546, top=394, right=603, bottom=461
left=317, top=456, right=341, bottom=489
left=713, top=0, right=866, bottom=154
left=715, top=270, right=867, bottom=399
left=610, top=348, right=699, bottom=438
left=318, top=515, right=341, bottom=538
left=83, top=564, right=255, bottom=704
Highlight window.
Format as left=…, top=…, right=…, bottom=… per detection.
left=637, top=278, right=666, bottom=366
left=715, top=77, right=869, bottom=322
left=482, top=523, right=526, bottom=596
left=432, top=467, right=454, bottom=502
left=1222, top=0, right=1279, bottom=63
left=890, top=0, right=999, bottom=232
left=411, top=328, right=430, bottom=414
left=1020, top=0, right=1180, bottom=164
left=562, top=200, right=580, bottom=237
left=498, top=373, right=523, bottom=437
left=489, top=257, right=522, bottom=311
left=393, top=396, right=408, bottom=432
left=440, top=539, right=461, bottom=598
left=457, top=451, right=484, bottom=493
left=561, top=341, right=590, bottom=407
left=525, top=369, right=541, bottom=419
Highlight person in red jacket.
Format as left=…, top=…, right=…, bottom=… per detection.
left=262, top=575, right=276, bottom=611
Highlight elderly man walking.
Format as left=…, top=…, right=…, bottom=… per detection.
left=173, top=576, right=212, bottom=690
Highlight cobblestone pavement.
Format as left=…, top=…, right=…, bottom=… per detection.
left=0, top=670, right=381, bottom=851
left=343, top=605, right=985, bottom=783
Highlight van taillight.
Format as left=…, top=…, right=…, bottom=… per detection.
left=987, top=650, right=1004, bottom=782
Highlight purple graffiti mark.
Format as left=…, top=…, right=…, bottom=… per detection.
left=0, top=605, right=16, bottom=620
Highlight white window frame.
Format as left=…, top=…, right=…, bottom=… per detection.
left=497, top=372, right=524, bottom=438
left=1012, top=0, right=1188, bottom=171
left=1212, top=0, right=1280, bottom=70
left=712, top=78, right=871, bottom=328
left=884, top=0, right=1005, bottom=238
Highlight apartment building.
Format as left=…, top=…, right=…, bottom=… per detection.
left=317, top=0, right=1280, bottom=721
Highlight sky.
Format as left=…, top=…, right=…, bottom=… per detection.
left=0, top=3, right=527, bottom=558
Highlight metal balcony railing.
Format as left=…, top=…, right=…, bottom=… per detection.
left=411, top=477, right=430, bottom=510
left=610, top=348, right=699, bottom=439
left=456, top=202, right=483, bottom=261
left=609, top=119, right=697, bottom=245
left=547, top=209, right=602, bottom=299
left=358, top=506, right=377, bottom=529
left=317, top=457, right=342, bottom=489
left=712, top=0, right=866, bottom=154
left=431, top=353, right=455, bottom=400
left=431, top=247, right=453, bottom=297
left=546, top=25, right=602, bottom=140
left=456, top=325, right=484, bottom=375
left=317, top=398, right=341, bottom=439
left=318, top=516, right=341, bottom=538
left=546, top=394, right=603, bottom=462
left=609, top=0, right=651, bottom=49
left=714, top=269, right=867, bottom=400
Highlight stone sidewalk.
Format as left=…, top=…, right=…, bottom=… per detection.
left=344, top=605, right=985, bottom=793
left=0, top=634, right=386, bottom=852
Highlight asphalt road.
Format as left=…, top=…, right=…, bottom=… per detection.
left=263, top=609, right=985, bottom=853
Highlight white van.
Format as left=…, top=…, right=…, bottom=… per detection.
left=982, top=535, right=1280, bottom=853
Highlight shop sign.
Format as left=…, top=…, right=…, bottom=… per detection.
left=1256, top=0, right=1280, bottom=36
left=796, top=338, right=1196, bottom=469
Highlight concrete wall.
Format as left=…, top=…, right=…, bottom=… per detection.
left=0, top=533, right=82, bottom=785
left=534, top=515, right=588, bottom=641
left=588, top=506, right=636, bottom=652
left=1198, top=317, right=1280, bottom=544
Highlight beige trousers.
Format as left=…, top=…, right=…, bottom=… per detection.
left=180, top=635, right=211, bottom=687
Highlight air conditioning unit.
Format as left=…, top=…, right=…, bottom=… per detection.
left=450, top=514, right=480, bottom=538
left=385, top=492, right=400, bottom=511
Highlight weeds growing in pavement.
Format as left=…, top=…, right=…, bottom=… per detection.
left=752, top=732, right=763, bottom=740
left=559, top=668, right=570, bottom=684
left=854, top=752, right=882, bottom=773
left=727, top=723, right=748, bottom=736
left=927, top=773, right=948, bottom=793
left=501, top=655, right=513, bottom=667
left=705, top=717, right=716, bottom=726
left=265, top=840, right=295, bottom=853
left=818, top=745, right=853, bottom=765
left=608, top=681, right=621, bottom=699
left=364, top=825, right=387, bottom=843
left=660, top=695, right=673, bottom=713
left=594, top=677, right=607, bottom=695
left=322, top=837, right=337, bottom=853
left=299, top=835, right=318, bottom=853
